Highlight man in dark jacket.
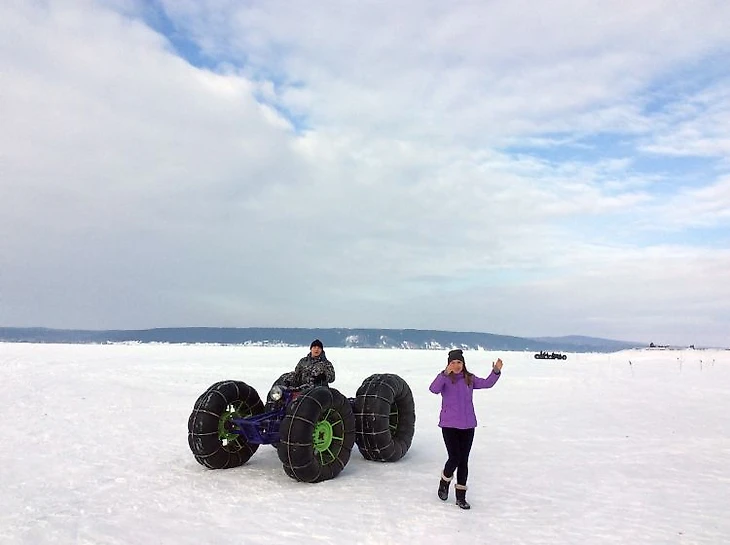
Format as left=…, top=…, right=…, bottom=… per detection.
left=285, top=339, right=336, bottom=387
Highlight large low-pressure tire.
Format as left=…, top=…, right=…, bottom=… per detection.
left=354, top=373, right=416, bottom=462
left=187, top=380, right=264, bottom=470
left=277, top=386, right=356, bottom=483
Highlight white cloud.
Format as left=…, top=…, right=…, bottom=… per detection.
left=642, top=176, right=730, bottom=230
left=1, top=1, right=729, bottom=345
left=641, top=81, right=730, bottom=157
left=158, top=0, right=730, bottom=141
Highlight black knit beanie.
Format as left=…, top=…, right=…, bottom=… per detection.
left=310, top=339, right=324, bottom=349
left=447, top=349, right=465, bottom=364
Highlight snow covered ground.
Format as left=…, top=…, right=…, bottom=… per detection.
left=1, top=342, right=728, bottom=545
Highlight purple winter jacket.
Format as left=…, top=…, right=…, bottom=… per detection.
left=429, top=370, right=501, bottom=429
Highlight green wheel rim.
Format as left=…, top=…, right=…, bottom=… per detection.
left=312, top=408, right=345, bottom=465
left=313, top=420, right=334, bottom=452
left=218, top=401, right=251, bottom=451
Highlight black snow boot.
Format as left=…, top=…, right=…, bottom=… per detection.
left=438, top=472, right=453, bottom=501
left=455, top=484, right=470, bottom=510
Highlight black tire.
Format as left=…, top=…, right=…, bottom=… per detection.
left=562, top=354, right=567, bottom=360
left=187, top=380, right=264, bottom=469
left=277, top=386, right=355, bottom=483
left=354, top=373, right=416, bottom=462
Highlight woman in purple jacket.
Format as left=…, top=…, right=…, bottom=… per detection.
left=429, top=348, right=503, bottom=509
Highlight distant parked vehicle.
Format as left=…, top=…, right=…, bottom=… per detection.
left=534, top=351, right=567, bottom=360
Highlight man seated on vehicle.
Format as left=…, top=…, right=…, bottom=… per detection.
left=283, top=339, right=336, bottom=388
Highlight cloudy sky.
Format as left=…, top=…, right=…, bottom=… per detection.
left=2, top=0, right=729, bottom=346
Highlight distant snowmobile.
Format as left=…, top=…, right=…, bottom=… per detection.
left=534, top=351, right=567, bottom=360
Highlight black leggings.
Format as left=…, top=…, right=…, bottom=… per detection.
left=441, top=427, right=475, bottom=486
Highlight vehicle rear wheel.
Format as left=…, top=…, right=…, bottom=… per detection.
left=354, top=374, right=416, bottom=462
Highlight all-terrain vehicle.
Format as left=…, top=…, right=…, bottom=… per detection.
left=187, top=372, right=416, bottom=483
left=534, top=351, right=567, bottom=360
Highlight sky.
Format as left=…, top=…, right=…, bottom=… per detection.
left=1, top=0, right=729, bottom=346
left=1, top=343, right=728, bottom=544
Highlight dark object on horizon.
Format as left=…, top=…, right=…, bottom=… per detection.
left=534, top=351, right=567, bottom=360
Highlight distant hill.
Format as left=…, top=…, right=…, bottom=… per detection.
left=0, top=327, right=645, bottom=353
left=527, top=335, right=641, bottom=350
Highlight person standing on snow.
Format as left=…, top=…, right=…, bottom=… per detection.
left=286, top=339, right=336, bottom=387
left=429, top=348, right=503, bottom=509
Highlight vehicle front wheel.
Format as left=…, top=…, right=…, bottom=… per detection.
left=277, top=386, right=355, bottom=483
left=187, top=380, right=264, bottom=469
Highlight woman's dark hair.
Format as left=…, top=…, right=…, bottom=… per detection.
left=449, top=362, right=474, bottom=387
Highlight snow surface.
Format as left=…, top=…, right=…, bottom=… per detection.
left=1, top=343, right=728, bottom=545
